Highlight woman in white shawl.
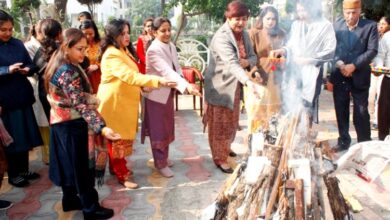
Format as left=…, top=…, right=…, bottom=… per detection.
left=272, top=0, right=336, bottom=124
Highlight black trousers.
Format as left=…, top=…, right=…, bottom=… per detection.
left=378, top=76, right=390, bottom=140
left=49, top=119, right=99, bottom=212
left=38, top=80, right=50, bottom=121
left=333, top=82, right=371, bottom=147
left=5, top=151, right=28, bottom=178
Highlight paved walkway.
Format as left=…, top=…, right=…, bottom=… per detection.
left=0, top=90, right=389, bottom=219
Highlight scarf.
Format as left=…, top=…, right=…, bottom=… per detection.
left=80, top=65, right=109, bottom=187
left=88, top=132, right=108, bottom=187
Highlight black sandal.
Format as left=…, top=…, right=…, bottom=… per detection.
left=8, top=176, right=29, bottom=187
left=20, top=171, right=40, bottom=180
left=62, top=198, right=82, bottom=212
left=0, top=200, right=13, bottom=210
left=217, top=165, right=233, bottom=174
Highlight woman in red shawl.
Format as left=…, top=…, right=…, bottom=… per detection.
left=136, top=18, right=154, bottom=74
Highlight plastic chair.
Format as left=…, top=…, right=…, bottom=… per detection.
left=175, top=66, right=203, bottom=115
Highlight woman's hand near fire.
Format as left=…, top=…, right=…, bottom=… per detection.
left=186, top=84, right=201, bottom=96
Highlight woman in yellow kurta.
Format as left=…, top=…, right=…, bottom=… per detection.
left=246, top=6, right=285, bottom=133
left=97, top=19, right=174, bottom=189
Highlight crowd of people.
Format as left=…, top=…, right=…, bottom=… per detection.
left=0, top=0, right=389, bottom=218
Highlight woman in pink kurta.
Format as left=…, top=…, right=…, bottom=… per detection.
left=141, top=17, right=200, bottom=178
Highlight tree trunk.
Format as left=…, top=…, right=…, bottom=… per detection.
left=173, top=10, right=186, bottom=45
left=27, top=11, right=33, bottom=26
left=160, top=0, right=165, bottom=15
left=87, top=3, right=93, bottom=20
left=54, top=0, right=68, bottom=22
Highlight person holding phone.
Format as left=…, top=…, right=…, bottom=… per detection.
left=0, top=10, right=42, bottom=187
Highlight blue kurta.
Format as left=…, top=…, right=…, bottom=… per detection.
left=0, top=37, right=42, bottom=153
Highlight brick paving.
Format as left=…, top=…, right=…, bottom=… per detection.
left=0, top=90, right=389, bottom=219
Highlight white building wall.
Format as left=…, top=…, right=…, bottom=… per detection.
left=40, top=0, right=130, bottom=26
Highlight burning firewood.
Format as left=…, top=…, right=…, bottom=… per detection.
left=323, top=175, right=351, bottom=220
left=211, top=107, right=350, bottom=220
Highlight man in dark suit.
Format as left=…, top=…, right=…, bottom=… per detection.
left=330, top=0, right=379, bottom=151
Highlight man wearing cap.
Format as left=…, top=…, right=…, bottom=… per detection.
left=330, top=0, right=379, bottom=151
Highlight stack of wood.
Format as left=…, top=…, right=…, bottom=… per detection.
left=212, top=109, right=351, bottom=220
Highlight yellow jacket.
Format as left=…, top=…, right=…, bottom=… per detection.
left=97, top=46, right=160, bottom=140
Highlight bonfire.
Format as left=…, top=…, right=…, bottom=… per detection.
left=209, top=107, right=351, bottom=220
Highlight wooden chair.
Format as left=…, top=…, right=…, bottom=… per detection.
left=175, top=66, right=204, bottom=115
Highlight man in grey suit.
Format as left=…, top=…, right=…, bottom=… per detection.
left=330, top=0, right=379, bottom=151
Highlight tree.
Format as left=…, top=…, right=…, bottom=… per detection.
left=54, top=0, right=67, bottom=22
left=334, top=0, right=390, bottom=21
left=125, top=0, right=161, bottom=39
left=11, top=0, right=40, bottom=26
left=127, top=0, right=161, bottom=24
left=76, top=0, right=104, bottom=19
left=361, top=0, right=390, bottom=21
left=161, top=0, right=166, bottom=16
left=165, top=0, right=264, bottom=43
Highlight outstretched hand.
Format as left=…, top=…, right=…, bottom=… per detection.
left=87, top=64, right=99, bottom=74
left=186, top=84, right=202, bottom=96
left=102, top=127, right=121, bottom=141
left=159, top=78, right=177, bottom=88
left=141, top=87, right=154, bottom=93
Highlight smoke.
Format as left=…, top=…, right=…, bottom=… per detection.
left=274, top=0, right=337, bottom=158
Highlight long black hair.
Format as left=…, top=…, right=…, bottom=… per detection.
left=100, top=19, right=130, bottom=59
left=40, top=18, right=63, bottom=62
left=79, top=19, right=100, bottom=42
left=100, top=19, right=138, bottom=60
left=255, top=6, right=279, bottom=29
left=255, top=6, right=285, bottom=38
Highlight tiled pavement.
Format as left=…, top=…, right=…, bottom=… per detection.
left=0, top=90, right=389, bottom=219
